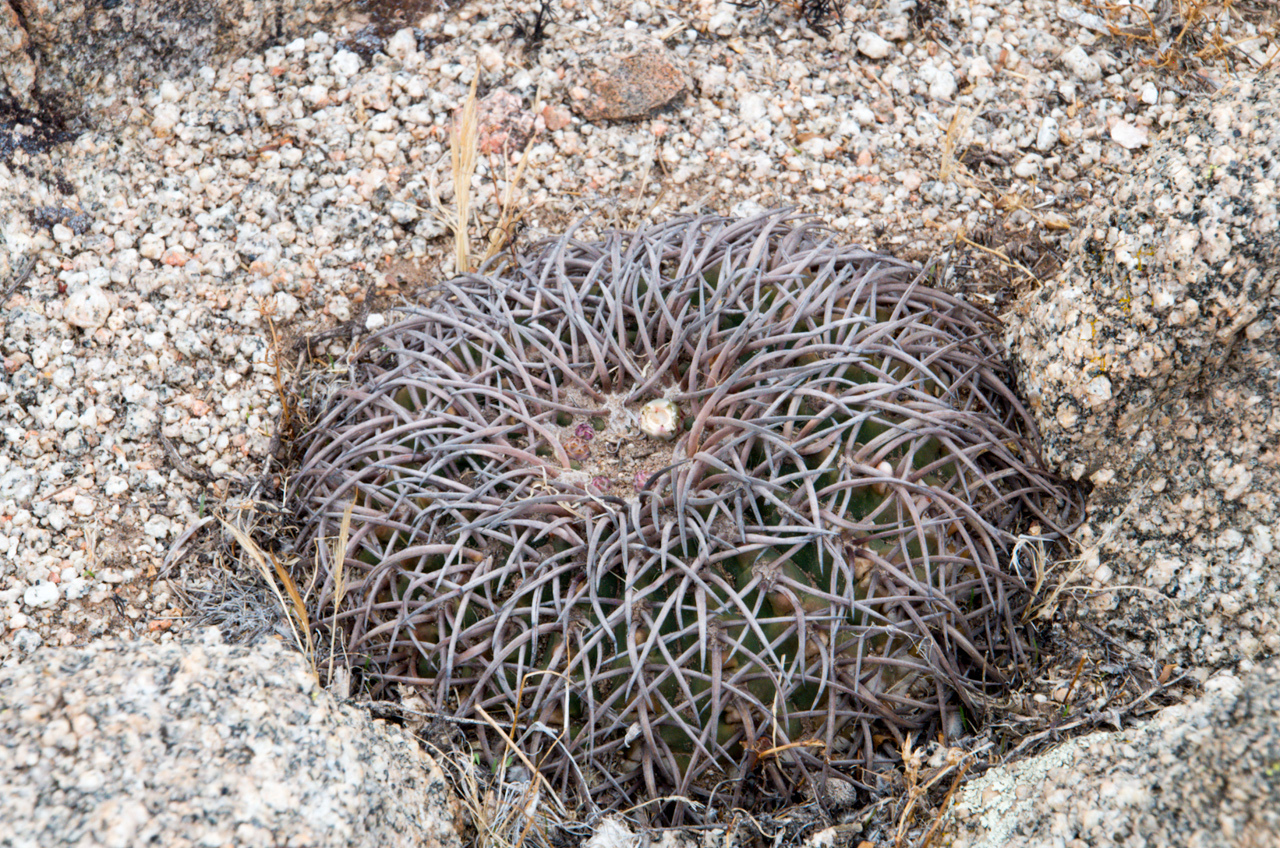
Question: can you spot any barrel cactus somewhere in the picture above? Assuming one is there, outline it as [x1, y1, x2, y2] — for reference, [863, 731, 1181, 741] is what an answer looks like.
[286, 211, 1080, 823]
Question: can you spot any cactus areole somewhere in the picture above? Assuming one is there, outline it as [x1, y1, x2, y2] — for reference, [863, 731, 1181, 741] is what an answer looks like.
[288, 212, 1081, 824]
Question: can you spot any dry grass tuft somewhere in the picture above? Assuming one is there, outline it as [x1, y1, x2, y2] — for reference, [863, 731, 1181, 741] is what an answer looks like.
[445, 70, 481, 274]
[219, 512, 315, 677]
[426, 68, 539, 276]
[1091, 0, 1278, 77]
[891, 735, 972, 848]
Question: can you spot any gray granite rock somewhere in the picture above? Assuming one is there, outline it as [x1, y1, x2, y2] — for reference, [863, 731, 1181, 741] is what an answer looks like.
[1011, 72, 1278, 480]
[946, 659, 1280, 848]
[1008, 72, 1280, 672]
[3, 0, 347, 115]
[0, 631, 462, 848]
[0, 2, 37, 106]
[943, 67, 1280, 848]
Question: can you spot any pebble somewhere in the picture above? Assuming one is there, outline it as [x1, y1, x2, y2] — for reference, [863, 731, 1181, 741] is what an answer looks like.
[63, 578, 91, 601]
[23, 581, 60, 609]
[330, 49, 362, 77]
[12, 629, 42, 654]
[1036, 115, 1060, 152]
[1014, 154, 1044, 178]
[929, 69, 957, 102]
[62, 287, 112, 329]
[573, 32, 687, 122]
[473, 89, 537, 155]
[856, 32, 894, 60]
[1110, 120, 1149, 149]
[1061, 46, 1102, 82]
[739, 92, 768, 124]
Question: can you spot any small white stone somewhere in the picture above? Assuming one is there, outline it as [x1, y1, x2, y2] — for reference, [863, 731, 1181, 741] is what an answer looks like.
[878, 17, 909, 42]
[46, 507, 69, 532]
[739, 93, 767, 125]
[365, 313, 386, 331]
[478, 44, 503, 73]
[1035, 115, 1059, 152]
[64, 578, 91, 601]
[13, 629, 42, 654]
[151, 103, 181, 135]
[388, 200, 420, 225]
[105, 475, 129, 496]
[928, 70, 957, 102]
[143, 515, 171, 539]
[851, 105, 876, 127]
[1140, 82, 1159, 105]
[71, 495, 95, 516]
[386, 28, 418, 61]
[23, 581, 60, 609]
[1060, 46, 1102, 83]
[274, 292, 300, 321]
[1110, 120, 1149, 150]
[1218, 528, 1245, 550]
[159, 80, 181, 102]
[1013, 154, 1043, 178]
[301, 84, 330, 107]
[329, 295, 352, 322]
[707, 7, 734, 34]
[63, 287, 112, 329]
[331, 49, 362, 78]
[856, 33, 894, 60]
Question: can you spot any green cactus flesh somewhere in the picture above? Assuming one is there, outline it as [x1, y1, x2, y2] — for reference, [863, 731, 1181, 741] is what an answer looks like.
[287, 212, 1080, 823]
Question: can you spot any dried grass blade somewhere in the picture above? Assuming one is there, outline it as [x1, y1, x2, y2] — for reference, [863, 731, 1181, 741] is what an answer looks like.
[220, 518, 315, 678]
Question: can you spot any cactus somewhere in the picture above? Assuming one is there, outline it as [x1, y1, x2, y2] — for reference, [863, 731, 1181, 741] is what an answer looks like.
[287, 211, 1081, 824]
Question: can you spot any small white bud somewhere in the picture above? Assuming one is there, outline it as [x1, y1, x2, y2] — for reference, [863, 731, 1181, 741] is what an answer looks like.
[638, 399, 680, 441]
[871, 460, 894, 495]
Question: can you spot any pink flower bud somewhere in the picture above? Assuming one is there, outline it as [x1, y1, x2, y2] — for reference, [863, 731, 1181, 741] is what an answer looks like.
[563, 436, 590, 461]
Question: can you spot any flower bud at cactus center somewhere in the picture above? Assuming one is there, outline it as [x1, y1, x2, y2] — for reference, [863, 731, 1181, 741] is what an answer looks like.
[639, 399, 680, 441]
